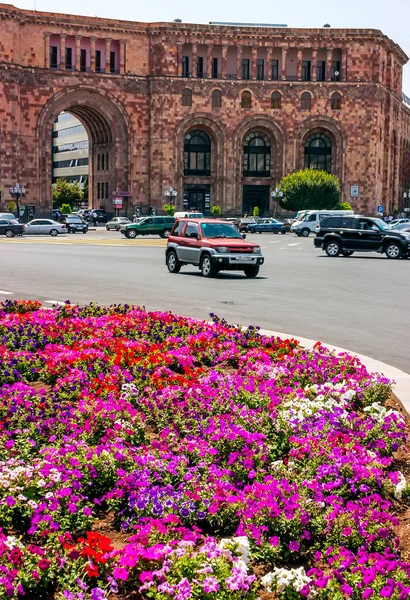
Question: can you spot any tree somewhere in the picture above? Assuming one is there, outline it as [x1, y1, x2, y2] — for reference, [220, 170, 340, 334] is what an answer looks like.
[7, 201, 17, 213]
[253, 206, 260, 217]
[337, 201, 352, 211]
[164, 203, 175, 216]
[278, 169, 340, 212]
[211, 205, 221, 217]
[52, 178, 83, 208]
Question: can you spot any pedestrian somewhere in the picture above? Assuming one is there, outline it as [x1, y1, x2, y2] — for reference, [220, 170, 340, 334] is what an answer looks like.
[92, 212, 97, 227]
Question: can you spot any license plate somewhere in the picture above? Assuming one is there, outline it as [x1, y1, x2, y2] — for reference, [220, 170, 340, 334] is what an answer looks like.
[231, 256, 254, 263]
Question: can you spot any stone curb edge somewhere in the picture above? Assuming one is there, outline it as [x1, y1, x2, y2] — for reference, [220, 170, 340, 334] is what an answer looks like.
[256, 328, 410, 419]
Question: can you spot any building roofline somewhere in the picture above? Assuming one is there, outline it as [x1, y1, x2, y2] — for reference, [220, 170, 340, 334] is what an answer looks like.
[0, 3, 407, 63]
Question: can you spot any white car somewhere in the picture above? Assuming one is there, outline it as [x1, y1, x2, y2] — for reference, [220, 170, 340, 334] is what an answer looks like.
[106, 217, 131, 231]
[389, 218, 410, 229]
[24, 219, 66, 236]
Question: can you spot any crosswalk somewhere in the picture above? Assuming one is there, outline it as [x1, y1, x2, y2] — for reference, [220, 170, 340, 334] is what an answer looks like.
[0, 236, 167, 248]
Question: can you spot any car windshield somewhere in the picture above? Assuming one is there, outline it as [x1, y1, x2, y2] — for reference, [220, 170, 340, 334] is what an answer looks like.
[372, 218, 389, 230]
[201, 223, 242, 239]
[118, 217, 129, 222]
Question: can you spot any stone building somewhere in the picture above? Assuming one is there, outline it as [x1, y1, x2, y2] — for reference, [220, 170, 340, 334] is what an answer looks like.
[0, 3, 410, 216]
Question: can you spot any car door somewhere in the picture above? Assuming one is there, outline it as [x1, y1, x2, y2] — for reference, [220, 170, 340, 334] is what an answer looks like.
[25, 220, 43, 234]
[0, 220, 7, 234]
[140, 217, 153, 234]
[180, 222, 200, 263]
[153, 217, 164, 234]
[355, 218, 383, 250]
[337, 217, 357, 249]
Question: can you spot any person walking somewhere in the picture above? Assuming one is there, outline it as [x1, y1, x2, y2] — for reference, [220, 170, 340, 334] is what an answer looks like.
[92, 212, 97, 227]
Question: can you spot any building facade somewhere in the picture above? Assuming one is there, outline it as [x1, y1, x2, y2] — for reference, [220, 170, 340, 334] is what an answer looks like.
[0, 4, 409, 216]
[52, 112, 88, 184]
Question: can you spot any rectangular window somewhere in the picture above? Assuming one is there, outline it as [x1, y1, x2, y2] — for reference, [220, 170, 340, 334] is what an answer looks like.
[196, 56, 204, 78]
[302, 60, 311, 81]
[80, 49, 87, 72]
[50, 45, 58, 69]
[97, 183, 100, 199]
[332, 61, 341, 81]
[105, 183, 109, 199]
[97, 154, 100, 171]
[212, 57, 218, 78]
[182, 56, 189, 77]
[271, 59, 279, 80]
[241, 59, 250, 80]
[65, 47, 73, 70]
[317, 61, 325, 82]
[95, 50, 101, 72]
[101, 154, 105, 170]
[110, 51, 116, 73]
[256, 59, 264, 80]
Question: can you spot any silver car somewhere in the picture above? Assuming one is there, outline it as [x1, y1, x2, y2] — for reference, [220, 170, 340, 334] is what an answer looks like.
[24, 219, 66, 236]
[106, 217, 131, 231]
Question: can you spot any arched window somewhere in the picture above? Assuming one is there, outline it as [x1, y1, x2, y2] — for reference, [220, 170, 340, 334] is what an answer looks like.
[184, 130, 211, 176]
[182, 89, 192, 107]
[331, 92, 341, 110]
[211, 90, 222, 108]
[271, 91, 281, 109]
[241, 91, 252, 109]
[301, 92, 312, 110]
[304, 132, 332, 173]
[243, 131, 271, 177]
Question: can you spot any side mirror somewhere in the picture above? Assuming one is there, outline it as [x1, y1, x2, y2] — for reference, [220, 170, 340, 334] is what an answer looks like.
[242, 233, 246, 239]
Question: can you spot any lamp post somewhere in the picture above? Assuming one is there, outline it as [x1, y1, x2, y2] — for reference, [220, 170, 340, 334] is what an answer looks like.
[271, 187, 283, 217]
[9, 183, 25, 222]
[165, 186, 178, 213]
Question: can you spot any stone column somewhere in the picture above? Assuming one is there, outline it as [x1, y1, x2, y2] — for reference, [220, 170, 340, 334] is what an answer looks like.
[60, 34, 67, 70]
[90, 37, 97, 72]
[326, 48, 333, 81]
[266, 46, 273, 80]
[236, 45, 243, 79]
[251, 46, 257, 79]
[281, 47, 287, 80]
[177, 42, 183, 77]
[312, 49, 318, 81]
[207, 45, 213, 78]
[297, 49, 303, 80]
[44, 33, 51, 68]
[119, 39, 126, 73]
[191, 43, 197, 77]
[341, 48, 347, 81]
[75, 35, 82, 71]
[221, 44, 228, 79]
[105, 38, 112, 73]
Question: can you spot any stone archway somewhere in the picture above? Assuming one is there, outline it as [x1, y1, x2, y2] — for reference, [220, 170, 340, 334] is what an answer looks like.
[36, 86, 131, 211]
[174, 113, 227, 213]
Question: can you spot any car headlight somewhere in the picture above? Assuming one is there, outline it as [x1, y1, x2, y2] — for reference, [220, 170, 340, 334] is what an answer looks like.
[253, 247, 261, 254]
[215, 246, 229, 253]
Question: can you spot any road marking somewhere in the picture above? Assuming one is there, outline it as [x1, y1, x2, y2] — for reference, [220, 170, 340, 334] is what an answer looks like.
[288, 242, 301, 247]
[45, 300, 66, 306]
[0, 290, 13, 295]
[269, 240, 282, 244]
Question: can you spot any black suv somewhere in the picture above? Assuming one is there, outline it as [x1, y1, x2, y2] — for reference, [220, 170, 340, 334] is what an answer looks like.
[314, 215, 410, 259]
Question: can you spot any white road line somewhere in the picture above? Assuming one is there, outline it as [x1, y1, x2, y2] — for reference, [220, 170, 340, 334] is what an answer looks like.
[0, 290, 13, 295]
[288, 242, 301, 247]
[45, 300, 66, 306]
[269, 240, 282, 244]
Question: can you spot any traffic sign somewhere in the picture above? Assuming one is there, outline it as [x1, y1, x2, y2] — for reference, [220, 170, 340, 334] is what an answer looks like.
[377, 205, 384, 214]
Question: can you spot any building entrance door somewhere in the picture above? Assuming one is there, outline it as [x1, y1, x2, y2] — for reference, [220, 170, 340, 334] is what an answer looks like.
[242, 185, 270, 217]
[183, 184, 211, 214]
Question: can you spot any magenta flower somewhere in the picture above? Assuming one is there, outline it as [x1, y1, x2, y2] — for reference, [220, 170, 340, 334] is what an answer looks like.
[289, 541, 300, 552]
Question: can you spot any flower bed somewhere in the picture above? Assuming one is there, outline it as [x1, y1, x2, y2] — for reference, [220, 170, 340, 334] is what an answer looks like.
[0, 300, 409, 600]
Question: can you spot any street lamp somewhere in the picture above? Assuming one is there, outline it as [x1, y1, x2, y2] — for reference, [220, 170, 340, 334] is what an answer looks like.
[271, 187, 283, 217]
[165, 186, 178, 206]
[9, 183, 25, 222]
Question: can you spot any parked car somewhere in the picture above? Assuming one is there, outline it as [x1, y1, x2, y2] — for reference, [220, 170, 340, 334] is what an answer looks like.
[314, 215, 410, 259]
[0, 212, 18, 222]
[292, 210, 354, 237]
[248, 218, 288, 235]
[24, 219, 67, 236]
[0, 218, 24, 237]
[121, 216, 175, 239]
[60, 214, 88, 234]
[236, 217, 258, 232]
[106, 217, 131, 231]
[166, 218, 264, 278]
[388, 218, 410, 229]
[91, 209, 108, 223]
[395, 223, 410, 232]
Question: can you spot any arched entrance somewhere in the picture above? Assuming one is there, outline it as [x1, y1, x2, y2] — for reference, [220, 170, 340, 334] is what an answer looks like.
[36, 87, 130, 212]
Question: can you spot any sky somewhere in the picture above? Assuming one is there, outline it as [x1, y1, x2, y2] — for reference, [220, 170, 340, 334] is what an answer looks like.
[15, 0, 410, 94]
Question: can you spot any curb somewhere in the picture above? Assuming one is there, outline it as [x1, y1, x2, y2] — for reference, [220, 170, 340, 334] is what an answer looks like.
[258, 328, 410, 419]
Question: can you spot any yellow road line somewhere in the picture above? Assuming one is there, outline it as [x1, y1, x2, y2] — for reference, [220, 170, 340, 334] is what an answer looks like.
[0, 237, 166, 247]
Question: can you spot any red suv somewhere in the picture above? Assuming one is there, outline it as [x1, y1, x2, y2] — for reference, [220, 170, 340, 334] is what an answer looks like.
[166, 218, 264, 278]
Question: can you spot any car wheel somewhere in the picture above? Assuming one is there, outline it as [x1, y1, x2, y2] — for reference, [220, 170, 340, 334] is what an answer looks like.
[259, 231, 263, 234]
[244, 265, 260, 278]
[301, 228, 310, 237]
[82, 229, 87, 234]
[342, 250, 354, 257]
[296, 233, 302, 237]
[325, 240, 342, 257]
[166, 250, 181, 273]
[249, 228, 256, 234]
[106, 225, 109, 231]
[5, 229, 15, 238]
[280, 230, 287, 235]
[200, 254, 217, 278]
[385, 242, 402, 259]
[50, 229, 58, 237]
[272, 229, 279, 235]
[127, 229, 137, 239]
[163, 229, 171, 238]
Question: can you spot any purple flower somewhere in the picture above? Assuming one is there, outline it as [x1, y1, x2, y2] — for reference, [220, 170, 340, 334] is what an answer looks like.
[363, 589, 374, 599]
[203, 576, 220, 593]
[289, 540, 300, 552]
[91, 589, 106, 600]
[5, 496, 16, 507]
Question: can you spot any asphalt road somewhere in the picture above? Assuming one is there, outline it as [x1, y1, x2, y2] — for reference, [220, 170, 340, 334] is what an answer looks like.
[0, 230, 409, 373]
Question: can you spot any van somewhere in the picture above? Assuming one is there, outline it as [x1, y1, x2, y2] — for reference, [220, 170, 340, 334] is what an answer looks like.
[291, 210, 354, 237]
[174, 211, 205, 219]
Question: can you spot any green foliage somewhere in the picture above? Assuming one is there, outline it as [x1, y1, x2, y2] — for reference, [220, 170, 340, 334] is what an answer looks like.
[278, 169, 341, 212]
[337, 201, 352, 211]
[252, 206, 260, 217]
[52, 178, 83, 208]
[7, 201, 16, 213]
[60, 203, 72, 214]
[164, 203, 175, 216]
[211, 205, 222, 217]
